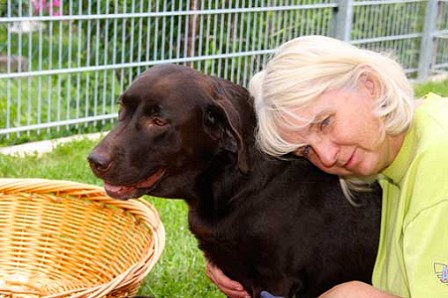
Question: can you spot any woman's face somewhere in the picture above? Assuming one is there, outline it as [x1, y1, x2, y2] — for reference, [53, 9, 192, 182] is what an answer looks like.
[280, 81, 397, 178]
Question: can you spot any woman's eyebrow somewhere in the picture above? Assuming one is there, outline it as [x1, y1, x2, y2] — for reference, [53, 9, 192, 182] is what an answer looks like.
[308, 110, 330, 128]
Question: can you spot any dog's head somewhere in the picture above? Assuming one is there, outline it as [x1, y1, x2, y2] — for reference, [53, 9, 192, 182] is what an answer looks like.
[88, 64, 253, 200]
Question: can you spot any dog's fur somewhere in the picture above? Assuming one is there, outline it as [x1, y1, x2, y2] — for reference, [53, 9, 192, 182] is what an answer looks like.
[88, 64, 381, 298]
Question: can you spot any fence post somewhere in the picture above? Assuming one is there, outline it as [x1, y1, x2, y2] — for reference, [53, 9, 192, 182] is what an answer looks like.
[187, 0, 200, 68]
[331, 0, 354, 42]
[417, 0, 438, 82]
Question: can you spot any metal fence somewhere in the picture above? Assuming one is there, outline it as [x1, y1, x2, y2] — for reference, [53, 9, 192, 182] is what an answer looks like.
[1, 0, 447, 144]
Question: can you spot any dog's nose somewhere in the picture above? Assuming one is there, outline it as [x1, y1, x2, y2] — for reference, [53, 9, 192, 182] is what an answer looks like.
[87, 150, 112, 174]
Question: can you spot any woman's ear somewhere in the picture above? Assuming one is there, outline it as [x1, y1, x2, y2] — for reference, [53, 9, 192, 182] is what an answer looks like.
[362, 73, 379, 98]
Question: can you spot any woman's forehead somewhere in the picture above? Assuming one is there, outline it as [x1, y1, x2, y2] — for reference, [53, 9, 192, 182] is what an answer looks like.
[275, 93, 338, 140]
[282, 101, 333, 126]
[276, 112, 314, 143]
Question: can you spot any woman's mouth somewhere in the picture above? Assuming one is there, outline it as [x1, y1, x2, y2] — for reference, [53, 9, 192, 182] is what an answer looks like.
[343, 149, 356, 169]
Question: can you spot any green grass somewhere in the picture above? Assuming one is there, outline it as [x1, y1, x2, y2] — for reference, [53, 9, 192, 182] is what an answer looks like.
[414, 78, 448, 98]
[0, 138, 223, 298]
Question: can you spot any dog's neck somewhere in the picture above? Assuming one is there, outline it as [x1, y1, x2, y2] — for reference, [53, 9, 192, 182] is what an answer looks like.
[187, 139, 273, 232]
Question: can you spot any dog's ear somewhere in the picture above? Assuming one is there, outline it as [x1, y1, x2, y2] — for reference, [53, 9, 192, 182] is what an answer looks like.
[204, 81, 250, 174]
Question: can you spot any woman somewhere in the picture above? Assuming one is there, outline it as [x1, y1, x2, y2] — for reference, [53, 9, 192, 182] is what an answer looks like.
[205, 35, 448, 297]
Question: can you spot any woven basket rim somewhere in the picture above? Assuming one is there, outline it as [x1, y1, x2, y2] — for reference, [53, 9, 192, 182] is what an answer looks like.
[0, 178, 165, 298]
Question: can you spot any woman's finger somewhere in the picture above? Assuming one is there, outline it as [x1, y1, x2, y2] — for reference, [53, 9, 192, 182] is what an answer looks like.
[205, 259, 250, 298]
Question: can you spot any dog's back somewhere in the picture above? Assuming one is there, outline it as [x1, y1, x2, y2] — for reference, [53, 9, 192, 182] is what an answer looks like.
[193, 146, 381, 297]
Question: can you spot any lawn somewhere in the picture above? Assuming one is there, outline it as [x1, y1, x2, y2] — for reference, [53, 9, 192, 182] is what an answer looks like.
[0, 78, 447, 297]
[414, 78, 448, 98]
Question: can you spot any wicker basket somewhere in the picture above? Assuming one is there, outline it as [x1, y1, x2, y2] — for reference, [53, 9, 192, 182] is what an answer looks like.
[0, 178, 165, 298]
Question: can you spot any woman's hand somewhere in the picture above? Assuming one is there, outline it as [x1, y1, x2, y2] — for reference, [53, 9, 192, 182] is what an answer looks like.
[318, 281, 400, 298]
[205, 259, 250, 298]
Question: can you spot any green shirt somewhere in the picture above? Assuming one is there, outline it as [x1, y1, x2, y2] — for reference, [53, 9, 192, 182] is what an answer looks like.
[372, 93, 448, 297]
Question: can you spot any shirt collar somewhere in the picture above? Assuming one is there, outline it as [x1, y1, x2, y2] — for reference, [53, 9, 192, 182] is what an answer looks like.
[380, 126, 417, 186]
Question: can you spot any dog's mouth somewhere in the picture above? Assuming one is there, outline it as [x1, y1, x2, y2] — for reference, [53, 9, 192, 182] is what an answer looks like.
[103, 168, 165, 200]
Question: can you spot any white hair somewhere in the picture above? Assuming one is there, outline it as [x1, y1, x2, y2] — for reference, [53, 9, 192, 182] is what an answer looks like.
[250, 35, 414, 197]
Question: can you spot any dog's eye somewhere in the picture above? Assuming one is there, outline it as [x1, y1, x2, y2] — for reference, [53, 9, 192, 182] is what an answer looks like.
[151, 118, 167, 126]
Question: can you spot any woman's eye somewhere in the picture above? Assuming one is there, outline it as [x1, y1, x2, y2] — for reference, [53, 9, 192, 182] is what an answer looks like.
[319, 117, 330, 130]
[298, 145, 312, 157]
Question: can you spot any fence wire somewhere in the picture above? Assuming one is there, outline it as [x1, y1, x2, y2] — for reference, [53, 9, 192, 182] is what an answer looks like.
[0, 0, 447, 143]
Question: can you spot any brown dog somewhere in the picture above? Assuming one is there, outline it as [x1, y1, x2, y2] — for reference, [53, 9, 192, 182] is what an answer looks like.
[88, 64, 381, 298]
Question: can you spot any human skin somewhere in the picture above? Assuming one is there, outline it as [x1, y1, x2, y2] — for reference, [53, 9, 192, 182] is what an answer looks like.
[205, 259, 251, 298]
[280, 77, 404, 178]
[317, 281, 400, 298]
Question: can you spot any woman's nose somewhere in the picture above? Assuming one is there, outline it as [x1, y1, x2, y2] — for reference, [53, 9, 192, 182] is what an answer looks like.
[313, 139, 339, 168]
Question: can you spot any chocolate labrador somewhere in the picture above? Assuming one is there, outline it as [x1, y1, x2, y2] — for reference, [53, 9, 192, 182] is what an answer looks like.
[88, 64, 381, 298]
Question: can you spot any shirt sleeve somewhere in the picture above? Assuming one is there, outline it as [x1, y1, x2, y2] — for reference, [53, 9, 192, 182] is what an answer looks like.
[403, 199, 448, 297]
